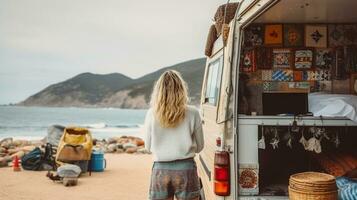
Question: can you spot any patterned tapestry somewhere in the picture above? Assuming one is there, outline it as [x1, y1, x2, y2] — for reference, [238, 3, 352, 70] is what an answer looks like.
[315, 48, 334, 70]
[265, 24, 283, 45]
[284, 24, 304, 47]
[244, 25, 264, 47]
[272, 69, 293, 81]
[294, 49, 313, 70]
[241, 48, 256, 73]
[256, 47, 273, 69]
[305, 25, 327, 48]
[273, 49, 291, 68]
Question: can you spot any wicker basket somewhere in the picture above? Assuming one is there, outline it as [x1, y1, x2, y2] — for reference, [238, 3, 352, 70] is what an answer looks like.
[289, 172, 337, 200]
[214, 3, 238, 34]
[205, 25, 218, 57]
[289, 187, 338, 200]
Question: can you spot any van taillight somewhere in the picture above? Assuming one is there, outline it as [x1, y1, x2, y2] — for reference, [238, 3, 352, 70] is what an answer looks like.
[214, 151, 230, 196]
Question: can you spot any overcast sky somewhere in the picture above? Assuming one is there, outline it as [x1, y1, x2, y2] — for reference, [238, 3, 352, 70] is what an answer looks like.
[0, 0, 226, 104]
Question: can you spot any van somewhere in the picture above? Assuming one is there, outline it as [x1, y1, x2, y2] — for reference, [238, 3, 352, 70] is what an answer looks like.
[198, 0, 357, 199]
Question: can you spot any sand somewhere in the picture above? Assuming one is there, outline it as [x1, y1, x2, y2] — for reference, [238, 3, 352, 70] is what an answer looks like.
[0, 154, 153, 200]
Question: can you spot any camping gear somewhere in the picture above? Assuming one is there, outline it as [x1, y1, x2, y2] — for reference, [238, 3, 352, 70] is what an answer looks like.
[69, 160, 89, 173]
[56, 127, 93, 164]
[51, 164, 81, 187]
[289, 172, 338, 200]
[205, 25, 218, 57]
[47, 125, 65, 146]
[57, 164, 81, 178]
[13, 156, 21, 171]
[214, 3, 238, 34]
[90, 151, 106, 172]
[43, 143, 57, 170]
[21, 147, 43, 171]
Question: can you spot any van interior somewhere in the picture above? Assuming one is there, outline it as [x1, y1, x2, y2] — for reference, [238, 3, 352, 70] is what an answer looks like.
[237, 0, 357, 196]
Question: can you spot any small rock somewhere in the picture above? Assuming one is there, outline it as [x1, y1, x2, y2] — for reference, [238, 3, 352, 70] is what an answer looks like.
[123, 142, 137, 150]
[22, 145, 36, 153]
[116, 144, 123, 149]
[10, 151, 25, 159]
[116, 149, 124, 153]
[125, 147, 137, 154]
[107, 137, 117, 144]
[135, 139, 145, 146]
[117, 138, 129, 144]
[8, 148, 23, 155]
[0, 137, 13, 148]
[106, 144, 117, 153]
[0, 156, 12, 166]
[137, 148, 150, 154]
[0, 147, 6, 153]
[13, 140, 30, 147]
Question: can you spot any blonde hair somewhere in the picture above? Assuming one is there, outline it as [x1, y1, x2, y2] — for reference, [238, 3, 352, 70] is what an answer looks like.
[150, 70, 189, 128]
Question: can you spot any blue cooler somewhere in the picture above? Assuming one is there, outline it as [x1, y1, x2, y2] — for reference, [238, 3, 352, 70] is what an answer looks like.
[90, 151, 106, 172]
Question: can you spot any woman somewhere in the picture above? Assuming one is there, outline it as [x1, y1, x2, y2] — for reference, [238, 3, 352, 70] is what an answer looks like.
[144, 70, 204, 200]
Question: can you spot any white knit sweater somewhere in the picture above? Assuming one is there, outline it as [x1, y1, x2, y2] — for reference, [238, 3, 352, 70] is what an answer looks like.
[144, 106, 204, 162]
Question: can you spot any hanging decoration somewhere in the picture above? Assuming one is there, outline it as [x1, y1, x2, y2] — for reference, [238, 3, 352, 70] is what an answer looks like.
[265, 24, 283, 45]
[294, 49, 314, 70]
[284, 24, 304, 47]
[305, 25, 328, 48]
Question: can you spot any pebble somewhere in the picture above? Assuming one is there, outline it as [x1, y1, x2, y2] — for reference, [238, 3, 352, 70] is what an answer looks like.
[137, 148, 150, 154]
[125, 147, 137, 154]
[106, 144, 117, 153]
[135, 139, 145, 146]
[107, 137, 117, 144]
[116, 149, 124, 153]
[123, 143, 137, 150]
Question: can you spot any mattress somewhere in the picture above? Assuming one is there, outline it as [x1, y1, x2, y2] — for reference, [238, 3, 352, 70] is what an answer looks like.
[308, 93, 357, 122]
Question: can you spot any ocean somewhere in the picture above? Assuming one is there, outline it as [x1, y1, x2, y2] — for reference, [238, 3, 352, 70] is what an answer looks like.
[0, 106, 147, 140]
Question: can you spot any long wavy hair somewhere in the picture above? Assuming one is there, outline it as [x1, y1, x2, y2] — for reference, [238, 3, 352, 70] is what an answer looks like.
[150, 70, 189, 128]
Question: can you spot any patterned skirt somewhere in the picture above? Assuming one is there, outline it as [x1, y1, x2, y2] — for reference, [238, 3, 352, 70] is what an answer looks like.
[149, 158, 201, 200]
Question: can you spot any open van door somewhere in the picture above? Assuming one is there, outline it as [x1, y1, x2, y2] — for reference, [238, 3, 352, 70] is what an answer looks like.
[231, 0, 280, 199]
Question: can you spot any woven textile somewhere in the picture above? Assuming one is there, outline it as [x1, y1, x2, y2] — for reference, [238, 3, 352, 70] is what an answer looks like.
[244, 25, 264, 47]
[263, 82, 278, 91]
[262, 70, 273, 81]
[329, 24, 344, 47]
[272, 69, 293, 81]
[305, 25, 327, 48]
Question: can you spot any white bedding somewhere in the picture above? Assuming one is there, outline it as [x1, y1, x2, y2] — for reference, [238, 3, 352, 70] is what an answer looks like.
[308, 93, 357, 122]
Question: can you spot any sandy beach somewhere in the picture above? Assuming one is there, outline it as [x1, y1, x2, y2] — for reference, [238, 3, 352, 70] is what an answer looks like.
[0, 154, 153, 200]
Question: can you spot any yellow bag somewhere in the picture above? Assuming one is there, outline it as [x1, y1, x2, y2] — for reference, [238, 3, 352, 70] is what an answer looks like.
[56, 127, 93, 163]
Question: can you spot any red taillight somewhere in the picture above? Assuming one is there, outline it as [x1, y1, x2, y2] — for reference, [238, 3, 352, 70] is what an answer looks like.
[215, 166, 229, 181]
[214, 151, 230, 196]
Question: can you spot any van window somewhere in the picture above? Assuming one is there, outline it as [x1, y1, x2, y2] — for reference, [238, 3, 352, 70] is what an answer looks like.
[205, 57, 222, 105]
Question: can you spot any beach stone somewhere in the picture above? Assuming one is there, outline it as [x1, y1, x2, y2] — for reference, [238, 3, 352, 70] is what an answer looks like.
[13, 140, 31, 147]
[106, 144, 117, 153]
[116, 144, 123, 149]
[22, 145, 36, 153]
[0, 147, 6, 153]
[7, 148, 22, 155]
[123, 142, 137, 150]
[116, 149, 124, 153]
[125, 147, 137, 154]
[0, 137, 13, 148]
[137, 148, 150, 154]
[107, 137, 117, 144]
[135, 138, 145, 146]
[117, 138, 129, 144]
[10, 151, 25, 159]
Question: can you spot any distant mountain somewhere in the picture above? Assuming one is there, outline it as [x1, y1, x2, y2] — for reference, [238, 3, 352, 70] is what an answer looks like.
[19, 58, 206, 108]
